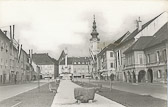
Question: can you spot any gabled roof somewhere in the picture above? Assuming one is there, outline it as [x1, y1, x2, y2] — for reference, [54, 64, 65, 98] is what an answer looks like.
[51, 58, 58, 65]
[98, 43, 115, 57]
[58, 50, 66, 62]
[114, 31, 130, 45]
[145, 22, 168, 49]
[124, 36, 153, 54]
[0, 29, 19, 51]
[124, 22, 168, 54]
[21, 49, 29, 58]
[32, 53, 54, 65]
[59, 57, 73, 65]
[119, 12, 163, 45]
[0, 29, 10, 41]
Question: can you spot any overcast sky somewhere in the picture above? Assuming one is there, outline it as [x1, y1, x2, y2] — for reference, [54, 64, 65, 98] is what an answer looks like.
[0, 0, 168, 59]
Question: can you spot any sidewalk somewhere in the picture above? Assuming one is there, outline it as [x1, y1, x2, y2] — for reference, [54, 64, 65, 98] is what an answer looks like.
[0, 81, 47, 102]
[51, 80, 125, 107]
[0, 79, 48, 86]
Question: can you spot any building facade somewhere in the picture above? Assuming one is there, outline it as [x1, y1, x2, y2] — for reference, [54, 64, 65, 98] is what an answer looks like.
[58, 53, 92, 79]
[98, 43, 116, 80]
[124, 21, 168, 83]
[32, 53, 56, 79]
[0, 26, 35, 84]
[72, 57, 91, 78]
[114, 12, 168, 82]
[0, 29, 12, 84]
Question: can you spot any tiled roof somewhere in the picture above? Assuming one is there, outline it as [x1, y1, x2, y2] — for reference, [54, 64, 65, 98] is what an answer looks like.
[58, 50, 66, 62]
[32, 53, 54, 65]
[124, 36, 153, 54]
[51, 58, 58, 65]
[145, 22, 168, 49]
[0, 29, 19, 51]
[0, 29, 10, 41]
[124, 22, 168, 54]
[98, 43, 115, 57]
[59, 57, 90, 65]
[120, 12, 163, 45]
[114, 31, 130, 45]
[60, 57, 73, 65]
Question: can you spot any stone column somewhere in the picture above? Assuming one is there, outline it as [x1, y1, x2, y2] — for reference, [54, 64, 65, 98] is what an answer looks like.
[136, 75, 138, 83]
[65, 54, 67, 67]
[135, 70, 138, 83]
[64, 48, 68, 67]
[145, 68, 148, 83]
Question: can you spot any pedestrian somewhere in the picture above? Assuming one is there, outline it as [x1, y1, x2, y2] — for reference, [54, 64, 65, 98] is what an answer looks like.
[110, 73, 115, 91]
[14, 75, 17, 84]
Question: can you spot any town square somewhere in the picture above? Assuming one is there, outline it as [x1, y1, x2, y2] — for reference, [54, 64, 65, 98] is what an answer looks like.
[0, 0, 167, 107]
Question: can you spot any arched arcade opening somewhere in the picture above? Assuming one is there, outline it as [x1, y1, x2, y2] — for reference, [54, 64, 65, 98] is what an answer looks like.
[138, 70, 146, 83]
[147, 68, 153, 83]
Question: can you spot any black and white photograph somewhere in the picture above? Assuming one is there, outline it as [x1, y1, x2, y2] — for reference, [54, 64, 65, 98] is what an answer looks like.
[0, 0, 167, 107]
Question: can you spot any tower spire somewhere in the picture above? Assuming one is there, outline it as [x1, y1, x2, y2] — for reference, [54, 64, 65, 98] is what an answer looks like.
[90, 15, 100, 41]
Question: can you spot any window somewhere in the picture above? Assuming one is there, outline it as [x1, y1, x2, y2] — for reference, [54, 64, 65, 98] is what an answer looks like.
[138, 54, 143, 64]
[74, 62, 76, 64]
[157, 70, 162, 78]
[110, 52, 113, 57]
[147, 54, 150, 64]
[110, 63, 114, 68]
[1, 42, 4, 51]
[159, 49, 166, 62]
[156, 51, 160, 62]
[78, 62, 80, 64]
[163, 49, 167, 62]
[128, 55, 131, 65]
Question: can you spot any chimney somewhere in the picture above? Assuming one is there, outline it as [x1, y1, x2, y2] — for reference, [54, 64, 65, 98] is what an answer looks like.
[31, 49, 33, 58]
[29, 50, 30, 57]
[10, 26, 12, 40]
[13, 25, 15, 39]
[137, 17, 142, 31]
[3, 30, 7, 35]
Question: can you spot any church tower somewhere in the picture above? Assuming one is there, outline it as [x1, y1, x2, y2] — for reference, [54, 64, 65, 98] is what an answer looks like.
[90, 15, 100, 56]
